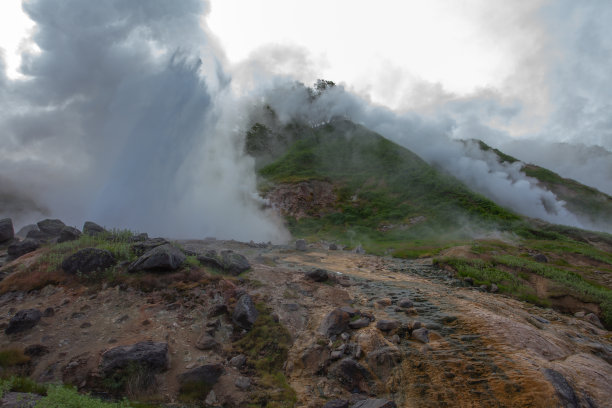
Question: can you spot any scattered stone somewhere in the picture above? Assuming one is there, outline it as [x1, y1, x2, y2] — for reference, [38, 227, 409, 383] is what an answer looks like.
[323, 400, 349, 408]
[376, 319, 399, 332]
[375, 298, 392, 307]
[208, 304, 228, 317]
[83, 221, 106, 236]
[131, 238, 169, 256]
[129, 244, 186, 272]
[0, 218, 14, 243]
[331, 358, 371, 393]
[0, 392, 42, 408]
[195, 333, 218, 350]
[306, 268, 329, 282]
[235, 376, 251, 390]
[319, 308, 350, 337]
[585, 313, 604, 329]
[533, 254, 548, 263]
[15, 224, 38, 239]
[349, 318, 371, 330]
[7, 239, 40, 260]
[295, 239, 307, 251]
[57, 226, 82, 243]
[178, 364, 223, 387]
[412, 327, 429, 343]
[99, 341, 169, 375]
[62, 248, 116, 275]
[398, 299, 413, 308]
[350, 399, 397, 408]
[328, 243, 339, 251]
[229, 354, 247, 368]
[543, 368, 578, 408]
[37, 219, 65, 236]
[5, 309, 42, 334]
[233, 293, 258, 330]
[24, 344, 49, 357]
[204, 390, 217, 406]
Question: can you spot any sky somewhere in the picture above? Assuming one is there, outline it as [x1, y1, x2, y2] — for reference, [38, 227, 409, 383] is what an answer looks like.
[0, 0, 610, 237]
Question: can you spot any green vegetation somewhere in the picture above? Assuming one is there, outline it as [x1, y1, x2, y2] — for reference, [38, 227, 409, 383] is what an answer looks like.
[233, 303, 296, 408]
[0, 349, 30, 368]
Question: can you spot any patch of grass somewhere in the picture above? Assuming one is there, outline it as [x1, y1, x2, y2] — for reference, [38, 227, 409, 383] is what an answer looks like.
[102, 362, 156, 397]
[183, 256, 201, 268]
[233, 303, 296, 408]
[0, 349, 30, 368]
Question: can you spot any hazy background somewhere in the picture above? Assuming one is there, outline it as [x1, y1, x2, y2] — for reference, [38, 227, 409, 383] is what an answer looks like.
[0, 0, 610, 238]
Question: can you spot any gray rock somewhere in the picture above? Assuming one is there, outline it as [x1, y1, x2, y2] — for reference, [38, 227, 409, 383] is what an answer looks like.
[235, 376, 251, 390]
[324, 399, 349, 408]
[62, 248, 116, 275]
[15, 224, 38, 239]
[129, 244, 186, 272]
[178, 364, 223, 387]
[398, 299, 413, 308]
[233, 293, 258, 330]
[7, 239, 40, 260]
[229, 354, 247, 368]
[350, 399, 397, 408]
[195, 333, 218, 350]
[319, 308, 351, 337]
[83, 221, 106, 236]
[490, 283, 499, 293]
[331, 358, 371, 393]
[100, 341, 169, 375]
[57, 226, 82, 243]
[0, 392, 42, 408]
[197, 249, 251, 275]
[533, 254, 548, 263]
[331, 350, 344, 360]
[37, 219, 65, 236]
[131, 238, 170, 256]
[376, 319, 399, 332]
[0, 218, 14, 243]
[366, 347, 402, 381]
[585, 313, 604, 329]
[306, 268, 329, 282]
[543, 368, 578, 408]
[295, 239, 307, 251]
[25, 229, 54, 243]
[353, 245, 365, 254]
[412, 327, 429, 343]
[349, 318, 371, 330]
[328, 243, 339, 251]
[5, 309, 42, 334]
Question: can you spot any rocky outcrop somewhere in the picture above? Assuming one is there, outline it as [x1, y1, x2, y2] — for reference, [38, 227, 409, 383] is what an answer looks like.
[132, 238, 169, 256]
[57, 226, 82, 243]
[83, 221, 106, 236]
[366, 347, 401, 381]
[61, 248, 116, 275]
[7, 239, 40, 260]
[319, 308, 351, 337]
[99, 341, 169, 375]
[266, 180, 337, 220]
[37, 219, 65, 236]
[177, 364, 223, 387]
[0, 218, 14, 243]
[543, 369, 578, 408]
[233, 293, 258, 330]
[129, 244, 185, 272]
[197, 249, 250, 275]
[5, 309, 42, 334]
[331, 358, 371, 393]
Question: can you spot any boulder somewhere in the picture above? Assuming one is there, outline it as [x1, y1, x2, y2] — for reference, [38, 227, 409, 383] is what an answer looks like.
[412, 327, 429, 343]
[0, 218, 14, 243]
[328, 243, 339, 251]
[197, 250, 250, 275]
[83, 221, 106, 236]
[349, 318, 371, 330]
[62, 248, 116, 275]
[351, 399, 397, 408]
[319, 308, 350, 337]
[295, 239, 307, 251]
[25, 229, 54, 243]
[233, 293, 258, 330]
[376, 319, 399, 332]
[533, 254, 548, 263]
[235, 376, 251, 390]
[178, 364, 224, 387]
[324, 400, 349, 408]
[15, 224, 38, 239]
[99, 341, 169, 375]
[129, 244, 185, 272]
[398, 299, 413, 308]
[229, 354, 247, 368]
[195, 333, 218, 350]
[5, 309, 42, 334]
[331, 358, 371, 393]
[7, 239, 40, 260]
[132, 238, 169, 256]
[24, 344, 50, 358]
[57, 226, 82, 243]
[366, 347, 402, 381]
[37, 219, 65, 236]
[306, 268, 329, 282]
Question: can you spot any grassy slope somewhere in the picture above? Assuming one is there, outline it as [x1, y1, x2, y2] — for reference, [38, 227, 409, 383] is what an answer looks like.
[257, 120, 522, 255]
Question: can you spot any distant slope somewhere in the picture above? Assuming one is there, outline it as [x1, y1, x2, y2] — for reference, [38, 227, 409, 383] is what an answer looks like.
[476, 140, 612, 231]
[249, 119, 523, 253]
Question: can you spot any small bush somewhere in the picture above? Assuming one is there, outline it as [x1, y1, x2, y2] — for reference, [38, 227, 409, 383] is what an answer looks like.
[0, 349, 30, 368]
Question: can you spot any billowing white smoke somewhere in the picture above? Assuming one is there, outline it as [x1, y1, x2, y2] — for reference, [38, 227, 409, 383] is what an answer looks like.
[0, 0, 288, 241]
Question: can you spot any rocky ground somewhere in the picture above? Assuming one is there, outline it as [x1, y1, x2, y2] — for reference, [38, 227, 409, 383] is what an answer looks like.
[0, 228, 610, 407]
